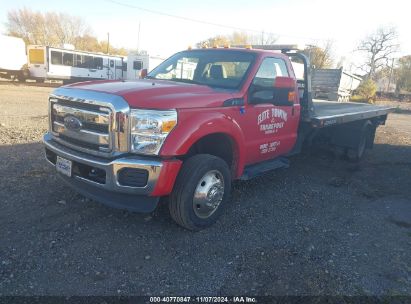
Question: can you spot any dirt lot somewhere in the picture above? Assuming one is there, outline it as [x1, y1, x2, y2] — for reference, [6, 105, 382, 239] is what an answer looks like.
[0, 83, 410, 296]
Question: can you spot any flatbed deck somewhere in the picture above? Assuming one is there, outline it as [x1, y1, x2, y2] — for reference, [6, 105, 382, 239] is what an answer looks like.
[310, 100, 395, 127]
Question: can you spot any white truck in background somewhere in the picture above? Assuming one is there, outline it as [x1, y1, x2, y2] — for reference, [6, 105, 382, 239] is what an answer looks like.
[0, 35, 28, 81]
[292, 62, 362, 102]
[311, 68, 362, 102]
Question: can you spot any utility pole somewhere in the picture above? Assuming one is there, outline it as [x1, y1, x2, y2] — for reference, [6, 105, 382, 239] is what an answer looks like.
[137, 22, 141, 52]
[107, 32, 110, 54]
[387, 58, 395, 94]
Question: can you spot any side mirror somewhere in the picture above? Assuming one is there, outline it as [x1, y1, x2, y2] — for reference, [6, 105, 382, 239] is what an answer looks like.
[272, 77, 297, 106]
[140, 68, 148, 79]
[249, 76, 297, 106]
[274, 76, 295, 90]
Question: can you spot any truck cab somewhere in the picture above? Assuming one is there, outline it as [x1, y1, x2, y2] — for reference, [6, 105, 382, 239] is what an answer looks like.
[43, 46, 393, 230]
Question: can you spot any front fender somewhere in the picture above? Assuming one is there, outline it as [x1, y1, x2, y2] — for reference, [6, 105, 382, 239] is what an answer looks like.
[160, 108, 246, 178]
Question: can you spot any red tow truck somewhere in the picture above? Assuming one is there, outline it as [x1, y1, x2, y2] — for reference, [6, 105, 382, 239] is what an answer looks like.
[44, 45, 393, 230]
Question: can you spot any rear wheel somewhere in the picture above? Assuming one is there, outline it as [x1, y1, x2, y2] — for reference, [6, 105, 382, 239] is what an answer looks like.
[346, 122, 371, 161]
[169, 154, 231, 231]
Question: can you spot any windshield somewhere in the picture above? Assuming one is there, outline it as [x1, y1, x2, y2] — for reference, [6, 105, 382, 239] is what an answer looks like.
[147, 50, 256, 89]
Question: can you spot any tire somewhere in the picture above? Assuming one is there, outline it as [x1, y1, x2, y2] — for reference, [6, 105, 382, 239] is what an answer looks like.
[346, 122, 371, 161]
[17, 74, 26, 82]
[17, 69, 29, 82]
[169, 154, 231, 231]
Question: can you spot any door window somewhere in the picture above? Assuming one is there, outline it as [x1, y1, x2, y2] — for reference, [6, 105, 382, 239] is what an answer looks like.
[254, 57, 289, 86]
[251, 58, 290, 103]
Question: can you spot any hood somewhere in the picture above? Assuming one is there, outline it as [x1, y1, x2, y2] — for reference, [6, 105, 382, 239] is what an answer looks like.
[64, 79, 236, 109]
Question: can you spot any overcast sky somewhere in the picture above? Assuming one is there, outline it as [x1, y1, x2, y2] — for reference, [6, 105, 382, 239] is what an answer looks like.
[0, 0, 410, 69]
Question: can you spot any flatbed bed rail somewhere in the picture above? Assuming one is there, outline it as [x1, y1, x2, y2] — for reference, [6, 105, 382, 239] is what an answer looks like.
[310, 100, 395, 128]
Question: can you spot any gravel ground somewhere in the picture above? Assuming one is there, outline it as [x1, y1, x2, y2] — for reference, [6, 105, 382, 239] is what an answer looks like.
[0, 83, 410, 296]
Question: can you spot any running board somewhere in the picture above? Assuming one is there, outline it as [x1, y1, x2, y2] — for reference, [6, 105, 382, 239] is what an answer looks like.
[240, 157, 290, 180]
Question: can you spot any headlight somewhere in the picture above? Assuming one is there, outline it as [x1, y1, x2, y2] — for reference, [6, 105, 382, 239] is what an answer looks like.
[130, 109, 177, 155]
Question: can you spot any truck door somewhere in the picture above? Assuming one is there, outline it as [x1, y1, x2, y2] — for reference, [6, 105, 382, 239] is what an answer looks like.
[243, 57, 300, 164]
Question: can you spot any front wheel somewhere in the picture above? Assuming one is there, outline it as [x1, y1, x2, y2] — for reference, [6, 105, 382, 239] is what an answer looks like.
[169, 154, 231, 231]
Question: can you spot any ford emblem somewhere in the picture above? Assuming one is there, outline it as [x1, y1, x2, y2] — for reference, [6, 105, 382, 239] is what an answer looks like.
[64, 115, 82, 131]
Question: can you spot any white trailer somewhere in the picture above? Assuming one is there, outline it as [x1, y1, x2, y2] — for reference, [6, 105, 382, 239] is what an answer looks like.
[125, 53, 149, 80]
[0, 35, 27, 80]
[27, 45, 125, 83]
[124, 53, 165, 80]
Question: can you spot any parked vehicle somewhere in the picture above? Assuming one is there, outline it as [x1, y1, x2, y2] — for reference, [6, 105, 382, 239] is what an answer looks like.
[311, 68, 362, 102]
[0, 35, 28, 80]
[43, 45, 394, 230]
[27, 45, 125, 83]
[125, 52, 165, 80]
[26, 45, 164, 83]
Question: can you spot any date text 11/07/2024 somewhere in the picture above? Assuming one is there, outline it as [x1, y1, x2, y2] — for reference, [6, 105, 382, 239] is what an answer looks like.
[149, 296, 257, 303]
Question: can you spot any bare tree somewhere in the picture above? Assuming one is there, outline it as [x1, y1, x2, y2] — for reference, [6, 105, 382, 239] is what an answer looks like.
[47, 12, 90, 45]
[7, 8, 42, 44]
[302, 40, 334, 69]
[248, 31, 278, 45]
[196, 35, 229, 48]
[6, 8, 91, 47]
[197, 31, 277, 48]
[357, 26, 399, 79]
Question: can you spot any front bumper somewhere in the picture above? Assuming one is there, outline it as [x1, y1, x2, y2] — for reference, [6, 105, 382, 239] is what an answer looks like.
[43, 133, 180, 212]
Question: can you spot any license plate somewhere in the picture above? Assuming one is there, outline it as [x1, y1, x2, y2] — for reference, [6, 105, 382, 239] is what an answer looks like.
[56, 156, 72, 177]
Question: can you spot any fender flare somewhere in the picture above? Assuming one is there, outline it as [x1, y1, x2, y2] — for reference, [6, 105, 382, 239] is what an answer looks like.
[160, 111, 246, 178]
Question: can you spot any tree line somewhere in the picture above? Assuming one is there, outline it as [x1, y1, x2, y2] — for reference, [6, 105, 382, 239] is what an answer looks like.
[6, 8, 127, 55]
[200, 27, 411, 95]
[4, 8, 411, 94]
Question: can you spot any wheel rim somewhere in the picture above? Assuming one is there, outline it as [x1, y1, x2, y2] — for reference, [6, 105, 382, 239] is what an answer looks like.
[193, 170, 225, 219]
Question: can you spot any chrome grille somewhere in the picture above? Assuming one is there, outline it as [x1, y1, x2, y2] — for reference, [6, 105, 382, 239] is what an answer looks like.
[51, 99, 112, 153]
[48, 87, 131, 158]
